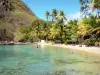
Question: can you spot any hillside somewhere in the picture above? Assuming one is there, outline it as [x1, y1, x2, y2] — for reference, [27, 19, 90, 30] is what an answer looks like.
[0, 0, 38, 25]
[0, 0, 38, 41]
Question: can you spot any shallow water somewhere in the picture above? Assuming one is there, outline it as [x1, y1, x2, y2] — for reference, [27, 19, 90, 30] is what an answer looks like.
[0, 45, 100, 75]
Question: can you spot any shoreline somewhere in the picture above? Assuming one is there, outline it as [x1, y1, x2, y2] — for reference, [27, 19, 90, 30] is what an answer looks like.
[0, 42, 100, 54]
[0, 42, 32, 45]
[44, 44, 100, 54]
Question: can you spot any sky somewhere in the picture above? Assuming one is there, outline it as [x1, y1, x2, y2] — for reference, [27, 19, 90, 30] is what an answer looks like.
[22, 0, 81, 20]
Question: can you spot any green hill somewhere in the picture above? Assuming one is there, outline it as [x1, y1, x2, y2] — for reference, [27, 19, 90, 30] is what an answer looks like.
[0, 0, 38, 41]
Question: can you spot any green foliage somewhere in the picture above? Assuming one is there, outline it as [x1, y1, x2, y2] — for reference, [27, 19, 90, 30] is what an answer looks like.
[49, 23, 61, 39]
[90, 27, 100, 34]
[51, 9, 58, 21]
[19, 20, 51, 42]
[80, 0, 100, 17]
[83, 39, 95, 46]
[77, 20, 92, 36]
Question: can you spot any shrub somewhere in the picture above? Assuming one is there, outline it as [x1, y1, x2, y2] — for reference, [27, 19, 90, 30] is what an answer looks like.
[65, 40, 72, 44]
[83, 39, 95, 46]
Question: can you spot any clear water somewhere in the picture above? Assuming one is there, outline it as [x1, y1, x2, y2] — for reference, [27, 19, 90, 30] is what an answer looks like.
[0, 45, 100, 75]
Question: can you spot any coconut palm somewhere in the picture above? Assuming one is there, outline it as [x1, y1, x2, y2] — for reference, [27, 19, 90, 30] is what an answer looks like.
[56, 11, 67, 43]
[45, 11, 50, 21]
[77, 20, 92, 46]
[80, 0, 100, 17]
[56, 10, 67, 25]
[51, 9, 58, 22]
[49, 23, 61, 40]
[93, 0, 100, 17]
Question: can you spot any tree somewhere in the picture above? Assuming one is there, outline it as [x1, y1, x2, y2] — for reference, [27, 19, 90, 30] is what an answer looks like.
[49, 23, 61, 40]
[77, 19, 92, 45]
[51, 9, 58, 22]
[92, 0, 100, 17]
[31, 20, 42, 39]
[80, 0, 100, 17]
[56, 11, 67, 43]
[56, 10, 67, 25]
[39, 21, 50, 40]
[45, 11, 50, 21]
[20, 25, 32, 41]
[77, 22, 92, 36]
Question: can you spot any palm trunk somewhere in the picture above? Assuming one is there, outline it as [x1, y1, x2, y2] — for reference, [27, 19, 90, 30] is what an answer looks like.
[80, 36, 84, 47]
[97, 9, 100, 18]
[60, 25, 63, 43]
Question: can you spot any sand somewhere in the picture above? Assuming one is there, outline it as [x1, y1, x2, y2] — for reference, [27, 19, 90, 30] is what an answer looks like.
[44, 44, 100, 54]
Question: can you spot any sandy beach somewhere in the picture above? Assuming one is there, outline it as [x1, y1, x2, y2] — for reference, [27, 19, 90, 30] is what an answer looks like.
[45, 44, 100, 54]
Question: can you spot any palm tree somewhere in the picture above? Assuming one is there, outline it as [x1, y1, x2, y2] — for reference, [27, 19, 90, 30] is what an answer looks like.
[56, 10, 67, 24]
[93, 0, 100, 17]
[45, 11, 50, 21]
[56, 11, 67, 43]
[31, 20, 42, 39]
[80, 0, 100, 17]
[51, 9, 58, 22]
[77, 20, 92, 46]
[49, 23, 61, 40]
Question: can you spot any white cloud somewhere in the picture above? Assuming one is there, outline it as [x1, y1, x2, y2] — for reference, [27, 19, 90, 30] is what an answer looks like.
[67, 11, 97, 21]
[67, 12, 81, 21]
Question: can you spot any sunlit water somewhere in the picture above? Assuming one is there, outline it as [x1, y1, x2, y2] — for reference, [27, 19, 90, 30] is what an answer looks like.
[0, 45, 100, 75]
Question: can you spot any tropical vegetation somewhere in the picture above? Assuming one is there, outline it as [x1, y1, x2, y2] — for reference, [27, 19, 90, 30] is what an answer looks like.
[0, 0, 100, 46]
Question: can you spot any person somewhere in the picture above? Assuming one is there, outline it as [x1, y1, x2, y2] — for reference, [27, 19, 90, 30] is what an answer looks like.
[37, 44, 39, 48]
[36, 44, 41, 48]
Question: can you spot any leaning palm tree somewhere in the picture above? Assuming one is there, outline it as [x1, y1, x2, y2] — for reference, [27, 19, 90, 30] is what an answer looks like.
[51, 9, 58, 22]
[45, 11, 50, 21]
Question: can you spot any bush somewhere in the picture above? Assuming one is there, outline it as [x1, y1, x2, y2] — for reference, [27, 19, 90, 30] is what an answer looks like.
[65, 40, 72, 44]
[83, 39, 95, 46]
[0, 21, 14, 40]
[62, 36, 67, 43]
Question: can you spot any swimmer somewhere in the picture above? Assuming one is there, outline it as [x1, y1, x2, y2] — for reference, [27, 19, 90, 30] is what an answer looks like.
[72, 52, 74, 54]
[37, 44, 39, 48]
[36, 44, 41, 48]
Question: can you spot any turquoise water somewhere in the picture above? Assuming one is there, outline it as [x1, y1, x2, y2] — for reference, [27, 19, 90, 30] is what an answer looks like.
[0, 45, 100, 75]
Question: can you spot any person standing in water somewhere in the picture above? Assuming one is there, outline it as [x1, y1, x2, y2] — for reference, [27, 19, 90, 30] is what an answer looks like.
[36, 44, 41, 48]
